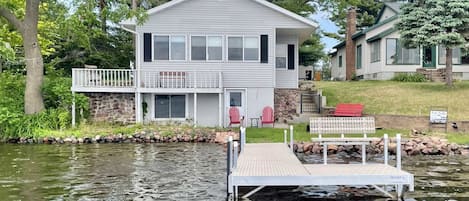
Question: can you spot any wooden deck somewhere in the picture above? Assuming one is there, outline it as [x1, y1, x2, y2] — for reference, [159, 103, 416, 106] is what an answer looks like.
[228, 141, 414, 199]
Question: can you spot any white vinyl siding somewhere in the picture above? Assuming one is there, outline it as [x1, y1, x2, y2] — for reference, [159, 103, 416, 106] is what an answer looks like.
[138, 0, 312, 88]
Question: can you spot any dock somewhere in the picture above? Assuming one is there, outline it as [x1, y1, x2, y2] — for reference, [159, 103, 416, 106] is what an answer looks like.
[226, 127, 414, 200]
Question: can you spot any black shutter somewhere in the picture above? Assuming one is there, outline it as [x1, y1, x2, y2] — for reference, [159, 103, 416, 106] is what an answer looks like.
[260, 35, 268, 63]
[288, 44, 294, 69]
[144, 33, 152, 62]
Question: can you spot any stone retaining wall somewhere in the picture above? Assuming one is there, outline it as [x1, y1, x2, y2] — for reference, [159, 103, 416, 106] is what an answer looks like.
[87, 93, 135, 124]
[274, 89, 299, 123]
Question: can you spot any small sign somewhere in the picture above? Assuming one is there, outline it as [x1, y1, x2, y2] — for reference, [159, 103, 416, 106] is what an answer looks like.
[430, 110, 447, 124]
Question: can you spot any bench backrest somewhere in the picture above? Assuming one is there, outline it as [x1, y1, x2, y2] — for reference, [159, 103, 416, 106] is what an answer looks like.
[333, 103, 363, 117]
[310, 117, 375, 135]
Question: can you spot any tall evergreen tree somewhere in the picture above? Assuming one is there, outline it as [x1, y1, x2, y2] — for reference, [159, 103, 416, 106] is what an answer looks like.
[396, 0, 469, 86]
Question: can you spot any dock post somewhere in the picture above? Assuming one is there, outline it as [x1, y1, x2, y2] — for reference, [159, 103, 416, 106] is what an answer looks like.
[284, 130, 287, 144]
[396, 134, 403, 199]
[290, 125, 294, 153]
[396, 134, 401, 170]
[384, 134, 388, 166]
[240, 127, 246, 152]
[227, 136, 233, 196]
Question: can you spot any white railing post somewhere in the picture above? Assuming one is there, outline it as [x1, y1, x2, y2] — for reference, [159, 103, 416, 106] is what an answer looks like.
[284, 129, 287, 144]
[233, 142, 239, 169]
[240, 127, 246, 152]
[194, 71, 198, 89]
[227, 136, 233, 195]
[219, 72, 223, 89]
[384, 134, 388, 165]
[396, 134, 401, 170]
[290, 125, 294, 153]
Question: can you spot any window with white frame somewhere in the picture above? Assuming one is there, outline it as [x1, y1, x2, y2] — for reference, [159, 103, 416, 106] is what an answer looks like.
[208, 36, 223, 60]
[244, 37, 259, 61]
[386, 38, 419, 65]
[228, 36, 259, 61]
[370, 40, 380, 63]
[191, 36, 223, 61]
[155, 95, 186, 119]
[228, 37, 243, 61]
[276, 44, 287, 69]
[154, 35, 186, 61]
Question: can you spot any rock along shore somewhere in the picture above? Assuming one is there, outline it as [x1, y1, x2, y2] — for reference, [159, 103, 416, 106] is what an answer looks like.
[294, 137, 465, 156]
[4, 130, 239, 145]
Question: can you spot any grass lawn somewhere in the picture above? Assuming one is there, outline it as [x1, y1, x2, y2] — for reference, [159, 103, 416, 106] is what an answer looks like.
[316, 81, 469, 120]
[245, 123, 408, 143]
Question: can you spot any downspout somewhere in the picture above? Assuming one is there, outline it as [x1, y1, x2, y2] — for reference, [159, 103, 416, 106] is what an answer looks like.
[120, 24, 142, 123]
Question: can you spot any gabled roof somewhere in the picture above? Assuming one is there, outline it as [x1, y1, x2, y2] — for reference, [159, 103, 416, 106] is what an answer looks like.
[120, 0, 318, 28]
[375, 2, 404, 24]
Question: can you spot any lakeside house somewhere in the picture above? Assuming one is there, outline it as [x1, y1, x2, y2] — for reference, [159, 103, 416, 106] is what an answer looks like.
[71, 0, 318, 127]
[330, 2, 469, 81]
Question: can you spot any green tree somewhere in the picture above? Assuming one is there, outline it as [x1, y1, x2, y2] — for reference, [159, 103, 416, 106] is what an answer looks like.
[321, 0, 383, 39]
[396, 0, 469, 86]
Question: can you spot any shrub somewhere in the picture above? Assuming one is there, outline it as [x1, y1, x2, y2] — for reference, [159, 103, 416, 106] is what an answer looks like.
[0, 73, 89, 139]
[391, 73, 427, 82]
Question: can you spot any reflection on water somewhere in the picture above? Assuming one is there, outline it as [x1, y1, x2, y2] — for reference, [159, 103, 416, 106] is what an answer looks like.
[0, 143, 226, 201]
[1, 144, 468, 201]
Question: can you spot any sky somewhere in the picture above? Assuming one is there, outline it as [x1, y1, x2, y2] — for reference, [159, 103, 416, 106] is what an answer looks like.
[310, 11, 341, 53]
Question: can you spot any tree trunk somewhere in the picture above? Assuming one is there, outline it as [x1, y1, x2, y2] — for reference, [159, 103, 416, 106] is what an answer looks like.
[445, 47, 453, 87]
[0, 0, 45, 114]
[100, 0, 107, 32]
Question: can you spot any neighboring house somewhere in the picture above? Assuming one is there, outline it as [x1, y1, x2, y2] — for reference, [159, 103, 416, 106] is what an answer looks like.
[330, 2, 469, 81]
[70, 0, 318, 127]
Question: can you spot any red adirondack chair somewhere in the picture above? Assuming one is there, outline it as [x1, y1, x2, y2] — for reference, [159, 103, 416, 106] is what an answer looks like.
[260, 106, 274, 127]
[229, 107, 241, 127]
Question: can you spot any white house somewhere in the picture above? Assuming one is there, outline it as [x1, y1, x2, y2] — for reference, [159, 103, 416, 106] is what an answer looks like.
[71, 0, 318, 127]
[330, 2, 469, 81]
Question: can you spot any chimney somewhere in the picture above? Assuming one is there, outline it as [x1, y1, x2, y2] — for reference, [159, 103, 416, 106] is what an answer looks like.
[345, 7, 357, 80]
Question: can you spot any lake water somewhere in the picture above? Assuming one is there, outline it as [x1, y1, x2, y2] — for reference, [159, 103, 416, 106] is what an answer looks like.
[0, 143, 468, 200]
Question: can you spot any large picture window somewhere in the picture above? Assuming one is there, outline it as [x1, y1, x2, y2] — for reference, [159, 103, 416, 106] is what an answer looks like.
[154, 35, 186, 61]
[370, 40, 380, 63]
[155, 95, 185, 119]
[386, 38, 419, 65]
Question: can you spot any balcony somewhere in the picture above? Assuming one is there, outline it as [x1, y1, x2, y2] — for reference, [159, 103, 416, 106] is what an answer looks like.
[71, 68, 223, 93]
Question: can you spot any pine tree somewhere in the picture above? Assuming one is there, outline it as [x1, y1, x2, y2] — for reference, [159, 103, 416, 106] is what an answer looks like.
[396, 0, 469, 86]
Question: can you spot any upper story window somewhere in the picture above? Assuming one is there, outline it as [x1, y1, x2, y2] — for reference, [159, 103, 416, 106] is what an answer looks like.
[228, 36, 259, 61]
[191, 36, 223, 61]
[370, 40, 380, 63]
[386, 38, 419, 65]
[154, 35, 186, 61]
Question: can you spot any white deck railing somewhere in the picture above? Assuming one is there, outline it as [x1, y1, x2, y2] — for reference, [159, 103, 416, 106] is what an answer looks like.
[72, 68, 222, 91]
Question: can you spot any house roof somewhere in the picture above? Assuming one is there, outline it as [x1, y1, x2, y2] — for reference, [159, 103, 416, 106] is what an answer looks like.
[120, 0, 318, 28]
[366, 27, 396, 42]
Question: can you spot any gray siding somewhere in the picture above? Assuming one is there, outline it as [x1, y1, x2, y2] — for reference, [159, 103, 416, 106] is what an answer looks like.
[136, 0, 310, 88]
[275, 35, 299, 88]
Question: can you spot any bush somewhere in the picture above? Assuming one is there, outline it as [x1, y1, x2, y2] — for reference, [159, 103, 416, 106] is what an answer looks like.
[391, 73, 427, 82]
[0, 73, 89, 139]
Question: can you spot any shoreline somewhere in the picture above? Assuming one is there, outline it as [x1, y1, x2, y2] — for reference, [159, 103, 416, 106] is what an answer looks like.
[3, 132, 467, 156]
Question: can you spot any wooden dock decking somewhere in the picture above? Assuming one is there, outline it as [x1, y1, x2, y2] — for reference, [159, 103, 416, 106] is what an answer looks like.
[227, 128, 414, 200]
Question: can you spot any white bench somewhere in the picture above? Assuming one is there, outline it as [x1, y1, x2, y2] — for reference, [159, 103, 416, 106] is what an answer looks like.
[310, 117, 379, 164]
